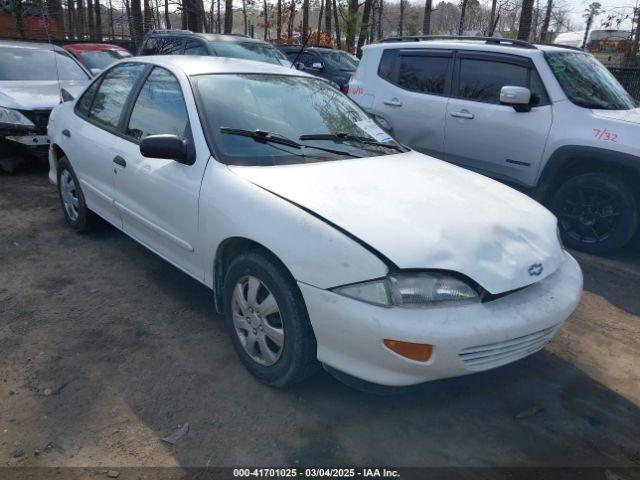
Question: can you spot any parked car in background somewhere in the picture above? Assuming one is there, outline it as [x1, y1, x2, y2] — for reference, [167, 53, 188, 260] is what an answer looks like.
[553, 30, 631, 66]
[47, 56, 582, 389]
[139, 29, 292, 67]
[278, 46, 359, 93]
[349, 36, 640, 254]
[0, 40, 91, 173]
[63, 43, 132, 75]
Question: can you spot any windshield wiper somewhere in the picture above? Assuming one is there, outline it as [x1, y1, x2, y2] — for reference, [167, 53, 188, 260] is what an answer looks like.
[220, 127, 362, 158]
[299, 132, 406, 152]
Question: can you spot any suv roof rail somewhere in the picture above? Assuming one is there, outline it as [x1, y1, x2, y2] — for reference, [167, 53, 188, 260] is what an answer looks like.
[147, 29, 194, 35]
[536, 43, 583, 51]
[379, 35, 537, 50]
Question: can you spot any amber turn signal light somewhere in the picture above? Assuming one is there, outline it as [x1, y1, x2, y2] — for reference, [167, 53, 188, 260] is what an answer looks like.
[383, 339, 433, 362]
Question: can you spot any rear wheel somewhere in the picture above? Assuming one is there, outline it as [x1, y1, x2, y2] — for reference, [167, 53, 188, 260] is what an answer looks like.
[550, 172, 638, 254]
[222, 250, 319, 387]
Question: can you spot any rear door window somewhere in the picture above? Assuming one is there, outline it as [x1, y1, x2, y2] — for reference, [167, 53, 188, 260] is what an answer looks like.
[143, 37, 184, 55]
[184, 40, 208, 56]
[397, 53, 451, 95]
[88, 63, 146, 129]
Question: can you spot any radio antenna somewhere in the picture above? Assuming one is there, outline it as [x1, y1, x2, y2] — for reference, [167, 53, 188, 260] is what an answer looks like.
[38, 0, 62, 103]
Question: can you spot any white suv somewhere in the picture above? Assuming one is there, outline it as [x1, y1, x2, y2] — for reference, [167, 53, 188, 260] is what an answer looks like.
[349, 36, 640, 254]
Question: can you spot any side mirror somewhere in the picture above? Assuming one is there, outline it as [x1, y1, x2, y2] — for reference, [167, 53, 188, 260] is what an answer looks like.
[312, 62, 324, 70]
[61, 88, 74, 102]
[140, 134, 194, 165]
[500, 86, 532, 112]
[295, 61, 306, 71]
[90, 68, 102, 76]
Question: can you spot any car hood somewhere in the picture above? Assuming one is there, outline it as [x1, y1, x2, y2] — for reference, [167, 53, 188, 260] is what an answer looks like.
[0, 80, 89, 110]
[230, 152, 565, 294]
[592, 107, 640, 125]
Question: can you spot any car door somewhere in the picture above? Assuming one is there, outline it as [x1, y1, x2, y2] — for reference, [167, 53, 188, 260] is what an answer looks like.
[111, 66, 207, 278]
[65, 62, 147, 227]
[444, 51, 553, 186]
[372, 48, 452, 157]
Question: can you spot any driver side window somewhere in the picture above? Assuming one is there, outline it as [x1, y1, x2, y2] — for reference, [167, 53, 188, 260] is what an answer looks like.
[126, 67, 190, 141]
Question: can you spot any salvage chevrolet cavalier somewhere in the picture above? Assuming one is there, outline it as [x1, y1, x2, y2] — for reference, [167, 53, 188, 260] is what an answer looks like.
[48, 56, 583, 388]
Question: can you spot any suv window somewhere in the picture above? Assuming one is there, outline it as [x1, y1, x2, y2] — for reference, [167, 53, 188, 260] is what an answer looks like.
[458, 58, 528, 103]
[184, 39, 208, 55]
[378, 49, 398, 82]
[126, 67, 189, 141]
[301, 52, 317, 68]
[88, 63, 146, 129]
[398, 54, 449, 95]
[142, 37, 184, 55]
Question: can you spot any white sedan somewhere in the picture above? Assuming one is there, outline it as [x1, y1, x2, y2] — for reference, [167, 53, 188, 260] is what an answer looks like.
[47, 56, 583, 388]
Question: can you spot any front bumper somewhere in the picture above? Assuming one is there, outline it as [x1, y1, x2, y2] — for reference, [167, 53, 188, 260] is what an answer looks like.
[299, 252, 583, 386]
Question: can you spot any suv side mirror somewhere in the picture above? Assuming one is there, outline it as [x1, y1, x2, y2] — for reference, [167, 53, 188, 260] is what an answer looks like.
[500, 86, 532, 112]
[140, 134, 194, 165]
[312, 62, 324, 70]
[295, 61, 306, 71]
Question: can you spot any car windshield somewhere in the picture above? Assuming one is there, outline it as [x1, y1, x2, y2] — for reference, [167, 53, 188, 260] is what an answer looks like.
[209, 40, 290, 66]
[545, 51, 636, 110]
[81, 49, 132, 70]
[194, 74, 400, 166]
[0, 47, 89, 81]
[320, 50, 359, 71]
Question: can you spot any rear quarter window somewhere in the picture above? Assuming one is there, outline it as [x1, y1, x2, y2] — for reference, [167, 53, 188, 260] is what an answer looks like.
[377, 49, 398, 82]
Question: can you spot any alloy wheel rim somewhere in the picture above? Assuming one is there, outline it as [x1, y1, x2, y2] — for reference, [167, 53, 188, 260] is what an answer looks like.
[231, 275, 284, 366]
[558, 186, 621, 244]
[60, 170, 79, 222]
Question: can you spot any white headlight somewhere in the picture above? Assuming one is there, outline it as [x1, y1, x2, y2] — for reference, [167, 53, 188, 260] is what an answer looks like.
[0, 106, 36, 129]
[333, 272, 480, 308]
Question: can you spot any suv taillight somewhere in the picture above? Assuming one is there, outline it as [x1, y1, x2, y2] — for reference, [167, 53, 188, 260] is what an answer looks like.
[341, 85, 349, 95]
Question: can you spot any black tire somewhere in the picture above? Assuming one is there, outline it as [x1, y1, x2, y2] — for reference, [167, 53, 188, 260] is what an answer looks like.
[550, 172, 638, 254]
[222, 250, 319, 387]
[57, 156, 96, 233]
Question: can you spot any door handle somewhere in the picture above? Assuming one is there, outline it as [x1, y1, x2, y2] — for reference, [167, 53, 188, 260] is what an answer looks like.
[113, 156, 127, 167]
[450, 110, 475, 120]
[62, 129, 71, 138]
[383, 98, 403, 107]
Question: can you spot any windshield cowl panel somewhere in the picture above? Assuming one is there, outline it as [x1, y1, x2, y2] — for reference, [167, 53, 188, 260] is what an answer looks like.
[193, 74, 399, 167]
[545, 51, 636, 111]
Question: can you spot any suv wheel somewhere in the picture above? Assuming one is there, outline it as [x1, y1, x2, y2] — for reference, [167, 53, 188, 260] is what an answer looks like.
[550, 173, 638, 254]
[222, 250, 319, 387]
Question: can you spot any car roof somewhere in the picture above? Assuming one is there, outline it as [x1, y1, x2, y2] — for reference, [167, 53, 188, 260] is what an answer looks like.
[278, 46, 338, 53]
[126, 54, 311, 77]
[0, 39, 67, 53]
[365, 38, 582, 56]
[145, 30, 270, 45]
[63, 43, 129, 52]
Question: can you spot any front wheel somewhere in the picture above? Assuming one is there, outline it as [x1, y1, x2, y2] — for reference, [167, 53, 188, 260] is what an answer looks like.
[222, 250, 319, 387]
[550, 172, 638, 254]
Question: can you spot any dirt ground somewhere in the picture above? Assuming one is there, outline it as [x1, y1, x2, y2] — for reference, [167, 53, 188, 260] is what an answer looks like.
[1, 164, 639, 473]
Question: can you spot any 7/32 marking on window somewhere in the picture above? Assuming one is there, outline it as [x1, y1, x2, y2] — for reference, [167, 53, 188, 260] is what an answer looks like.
[593, 128, 618, 143]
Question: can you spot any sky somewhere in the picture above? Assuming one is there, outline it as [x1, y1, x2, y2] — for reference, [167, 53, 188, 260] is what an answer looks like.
[564, 0, 638, 29]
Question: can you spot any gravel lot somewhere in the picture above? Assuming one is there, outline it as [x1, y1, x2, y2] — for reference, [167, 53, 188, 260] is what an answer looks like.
[1, 164, 639, 472]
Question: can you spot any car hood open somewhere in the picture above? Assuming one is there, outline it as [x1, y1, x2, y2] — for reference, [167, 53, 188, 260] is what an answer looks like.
[230, 152, 565, 294]
[0, 80, 89, 110]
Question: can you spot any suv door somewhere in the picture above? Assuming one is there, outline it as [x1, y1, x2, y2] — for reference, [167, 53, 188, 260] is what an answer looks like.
[112, 66, 206, 278]
[372, 48, 452, 156]
[68, 62, 147, 227]
[444, 51, 552, 186]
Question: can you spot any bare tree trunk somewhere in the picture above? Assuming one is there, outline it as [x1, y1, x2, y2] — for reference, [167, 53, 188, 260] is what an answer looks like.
[223, 0, 232, 33]
[356, 0, 372, 56]
[108, 0, 114, 36]
[95, 0, 103, 40]
[77, 0, 86, 38]
[164, 0, 171, 28]
[153, 0, 161, 29]
[539, 0, 552, 43]
[87, 0, 95, 39]
[332, 0, 340, 48]
[130, 0, 144, 45]
[242, 0, 248, 34]
[67, 0, 76, 38]
[263, 0, 268, 39]
[630, 8, 640, 64]
[316, 0, 323, 46]
[302, 0, 309, 42]
[487, 0, 497, 35]
[377, 0, 382, 39]
[12, 0, 25, 38]
[276, 0, 281, 39]
[324, 0, 331, 42]
[143, 0, 153, 33]
[345, 0, 358, 51]
[517, 0, 534, 41]
[398, 0, 405, 36]
[217, 0, 221, 32]
[457, 0, 468, 35]
[422, 0, 431, 35]
[286, 0, 295, 39]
